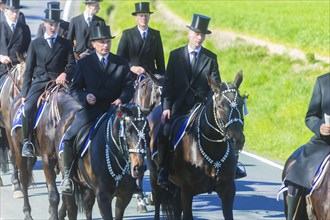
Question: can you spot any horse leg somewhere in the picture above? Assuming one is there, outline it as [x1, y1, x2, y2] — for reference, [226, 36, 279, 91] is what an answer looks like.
[217, 180, 236, 220]
[6, 130, 24, 198]
[17, 156, 33, 220]
[115, 191, 134, 219]
[136, 176, 148, 213]
[61, 194, 78, 220]
[83, 188, 95, 220]
[41, 155, 60, 220]
[149, 165, 161, 220]
[96, 188, 113, 220]
[180, 188, 194, 220]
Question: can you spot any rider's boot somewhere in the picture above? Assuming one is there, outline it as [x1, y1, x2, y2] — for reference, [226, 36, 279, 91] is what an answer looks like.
[60, 141, 74, 195]
[21, 116, 35, 157]
[157, 133, 170, 186]
[235, 152, 247, 179]
[287, 184, 304, 220]
[287, 194, 302, 220]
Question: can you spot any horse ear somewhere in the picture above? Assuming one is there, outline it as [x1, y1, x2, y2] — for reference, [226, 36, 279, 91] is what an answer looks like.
[207, 75, 221, 94]
[234, 70, 243, 89]
[146, 71, 162, 86]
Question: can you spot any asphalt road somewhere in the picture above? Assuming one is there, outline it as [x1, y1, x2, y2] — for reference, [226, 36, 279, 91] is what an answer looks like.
[0, 1, 286, 219]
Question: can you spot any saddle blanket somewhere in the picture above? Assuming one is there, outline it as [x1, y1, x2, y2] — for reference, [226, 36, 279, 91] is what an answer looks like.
[277, 154, 330, 200]
[58, 113, 107, 158]
[11, 102, 46, 136]
[173, 103, 202, 150]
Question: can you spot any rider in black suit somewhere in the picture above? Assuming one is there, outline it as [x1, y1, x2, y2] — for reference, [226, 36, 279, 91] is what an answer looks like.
[157, 14, 222, 186]
[285, 72, 330, 220]
[60, 25, 135, 195]
[36, 2, 70, 39]
[66, 0, 105, 59]
[0, 0, 30, 79]
[20, 8, 75, 157]
[158, 14, 247, 186]
[117, 2, 165, 77]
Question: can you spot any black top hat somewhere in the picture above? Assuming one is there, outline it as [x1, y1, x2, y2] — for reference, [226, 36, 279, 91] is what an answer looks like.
[90, 25, 115, 41]
[42, 9, 62, 23]
[84, 0, 102, 4]
[132, 2, 153, 15]
[186, 14, 212, 34]
[46, 1, 61, 10]
[5, 0, 22, 9]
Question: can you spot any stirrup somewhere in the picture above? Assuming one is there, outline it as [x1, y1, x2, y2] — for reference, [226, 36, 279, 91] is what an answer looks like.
[22, 141, 35, 157]
[60, 178, 74, 195]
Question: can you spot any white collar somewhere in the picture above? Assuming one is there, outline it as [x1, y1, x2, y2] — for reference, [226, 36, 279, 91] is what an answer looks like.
[44, 33, 58, 40]
[137, 26, 148, 35]
[96, 53, 109, 62]
[188, 45, 201, 55]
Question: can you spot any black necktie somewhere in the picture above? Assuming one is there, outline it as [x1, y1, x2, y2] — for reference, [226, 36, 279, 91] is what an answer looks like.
[48, 37, 55, 49]
[101, 57, 106, 70]
[142, 32, 146, 41]
[11, 23, 15, 32]
[191, 51, 197, 72]
[87, 16, 91, 27]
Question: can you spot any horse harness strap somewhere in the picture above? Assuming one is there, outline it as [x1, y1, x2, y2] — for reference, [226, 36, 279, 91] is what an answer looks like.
[105, 109, 148, 187]
[197, 106, 231, 176]
[197, 86, 244, 176]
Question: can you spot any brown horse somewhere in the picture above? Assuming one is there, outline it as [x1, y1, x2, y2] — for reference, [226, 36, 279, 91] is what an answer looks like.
[148, 71, 245, 219]
[10, 83, 82, 220]
[282, 150, 330, 220]
[131, 72, 163, 212]
[58, 103, 150, 220]
[0, 54, 27, 198]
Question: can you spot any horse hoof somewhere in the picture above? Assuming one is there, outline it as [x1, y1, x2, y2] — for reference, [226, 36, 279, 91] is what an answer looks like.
[13, 190, 24, 199]
[137, 204, 148, 213]
[0, 178, 3, 187]
[147, 195, 154, 206]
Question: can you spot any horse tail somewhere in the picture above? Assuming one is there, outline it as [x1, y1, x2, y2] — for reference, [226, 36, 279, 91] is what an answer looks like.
[0, 128, 9, 173]
[161, 184, 182, 219]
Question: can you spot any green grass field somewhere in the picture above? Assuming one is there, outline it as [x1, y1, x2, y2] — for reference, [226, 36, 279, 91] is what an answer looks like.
[98, 1, 330, 164]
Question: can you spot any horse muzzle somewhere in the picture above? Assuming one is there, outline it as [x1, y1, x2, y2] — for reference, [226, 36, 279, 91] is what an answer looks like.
[131, 164, 147, 178]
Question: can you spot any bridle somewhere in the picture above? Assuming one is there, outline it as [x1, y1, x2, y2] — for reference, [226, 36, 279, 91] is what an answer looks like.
[105, 106, 148, 186]
[197, 83, 244, 176]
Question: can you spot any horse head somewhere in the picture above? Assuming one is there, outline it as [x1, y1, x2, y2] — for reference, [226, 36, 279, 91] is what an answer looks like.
[133, 72, 163, 113]
[208, 70, 245, 152]
[117, 103, 150, 178]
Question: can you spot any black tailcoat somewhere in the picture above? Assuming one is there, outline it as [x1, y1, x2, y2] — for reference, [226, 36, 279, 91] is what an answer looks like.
[162, 45, 221, 115]
[286, 73, 330, 188]
[117, 26, 165, 75]
[66, 14, 105, 54]
[21, 36, 75, 100]
[0, 20, 31, 76]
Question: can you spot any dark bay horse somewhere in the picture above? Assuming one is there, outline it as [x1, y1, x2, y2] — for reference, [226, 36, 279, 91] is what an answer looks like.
[282, 150, 329, 220]
[59, 103, 150, 220]
[148, 71, 246, 219]
[10, 83, 82, 220]
[131, 72, 163, 212]
[0, 54, 27, 198]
